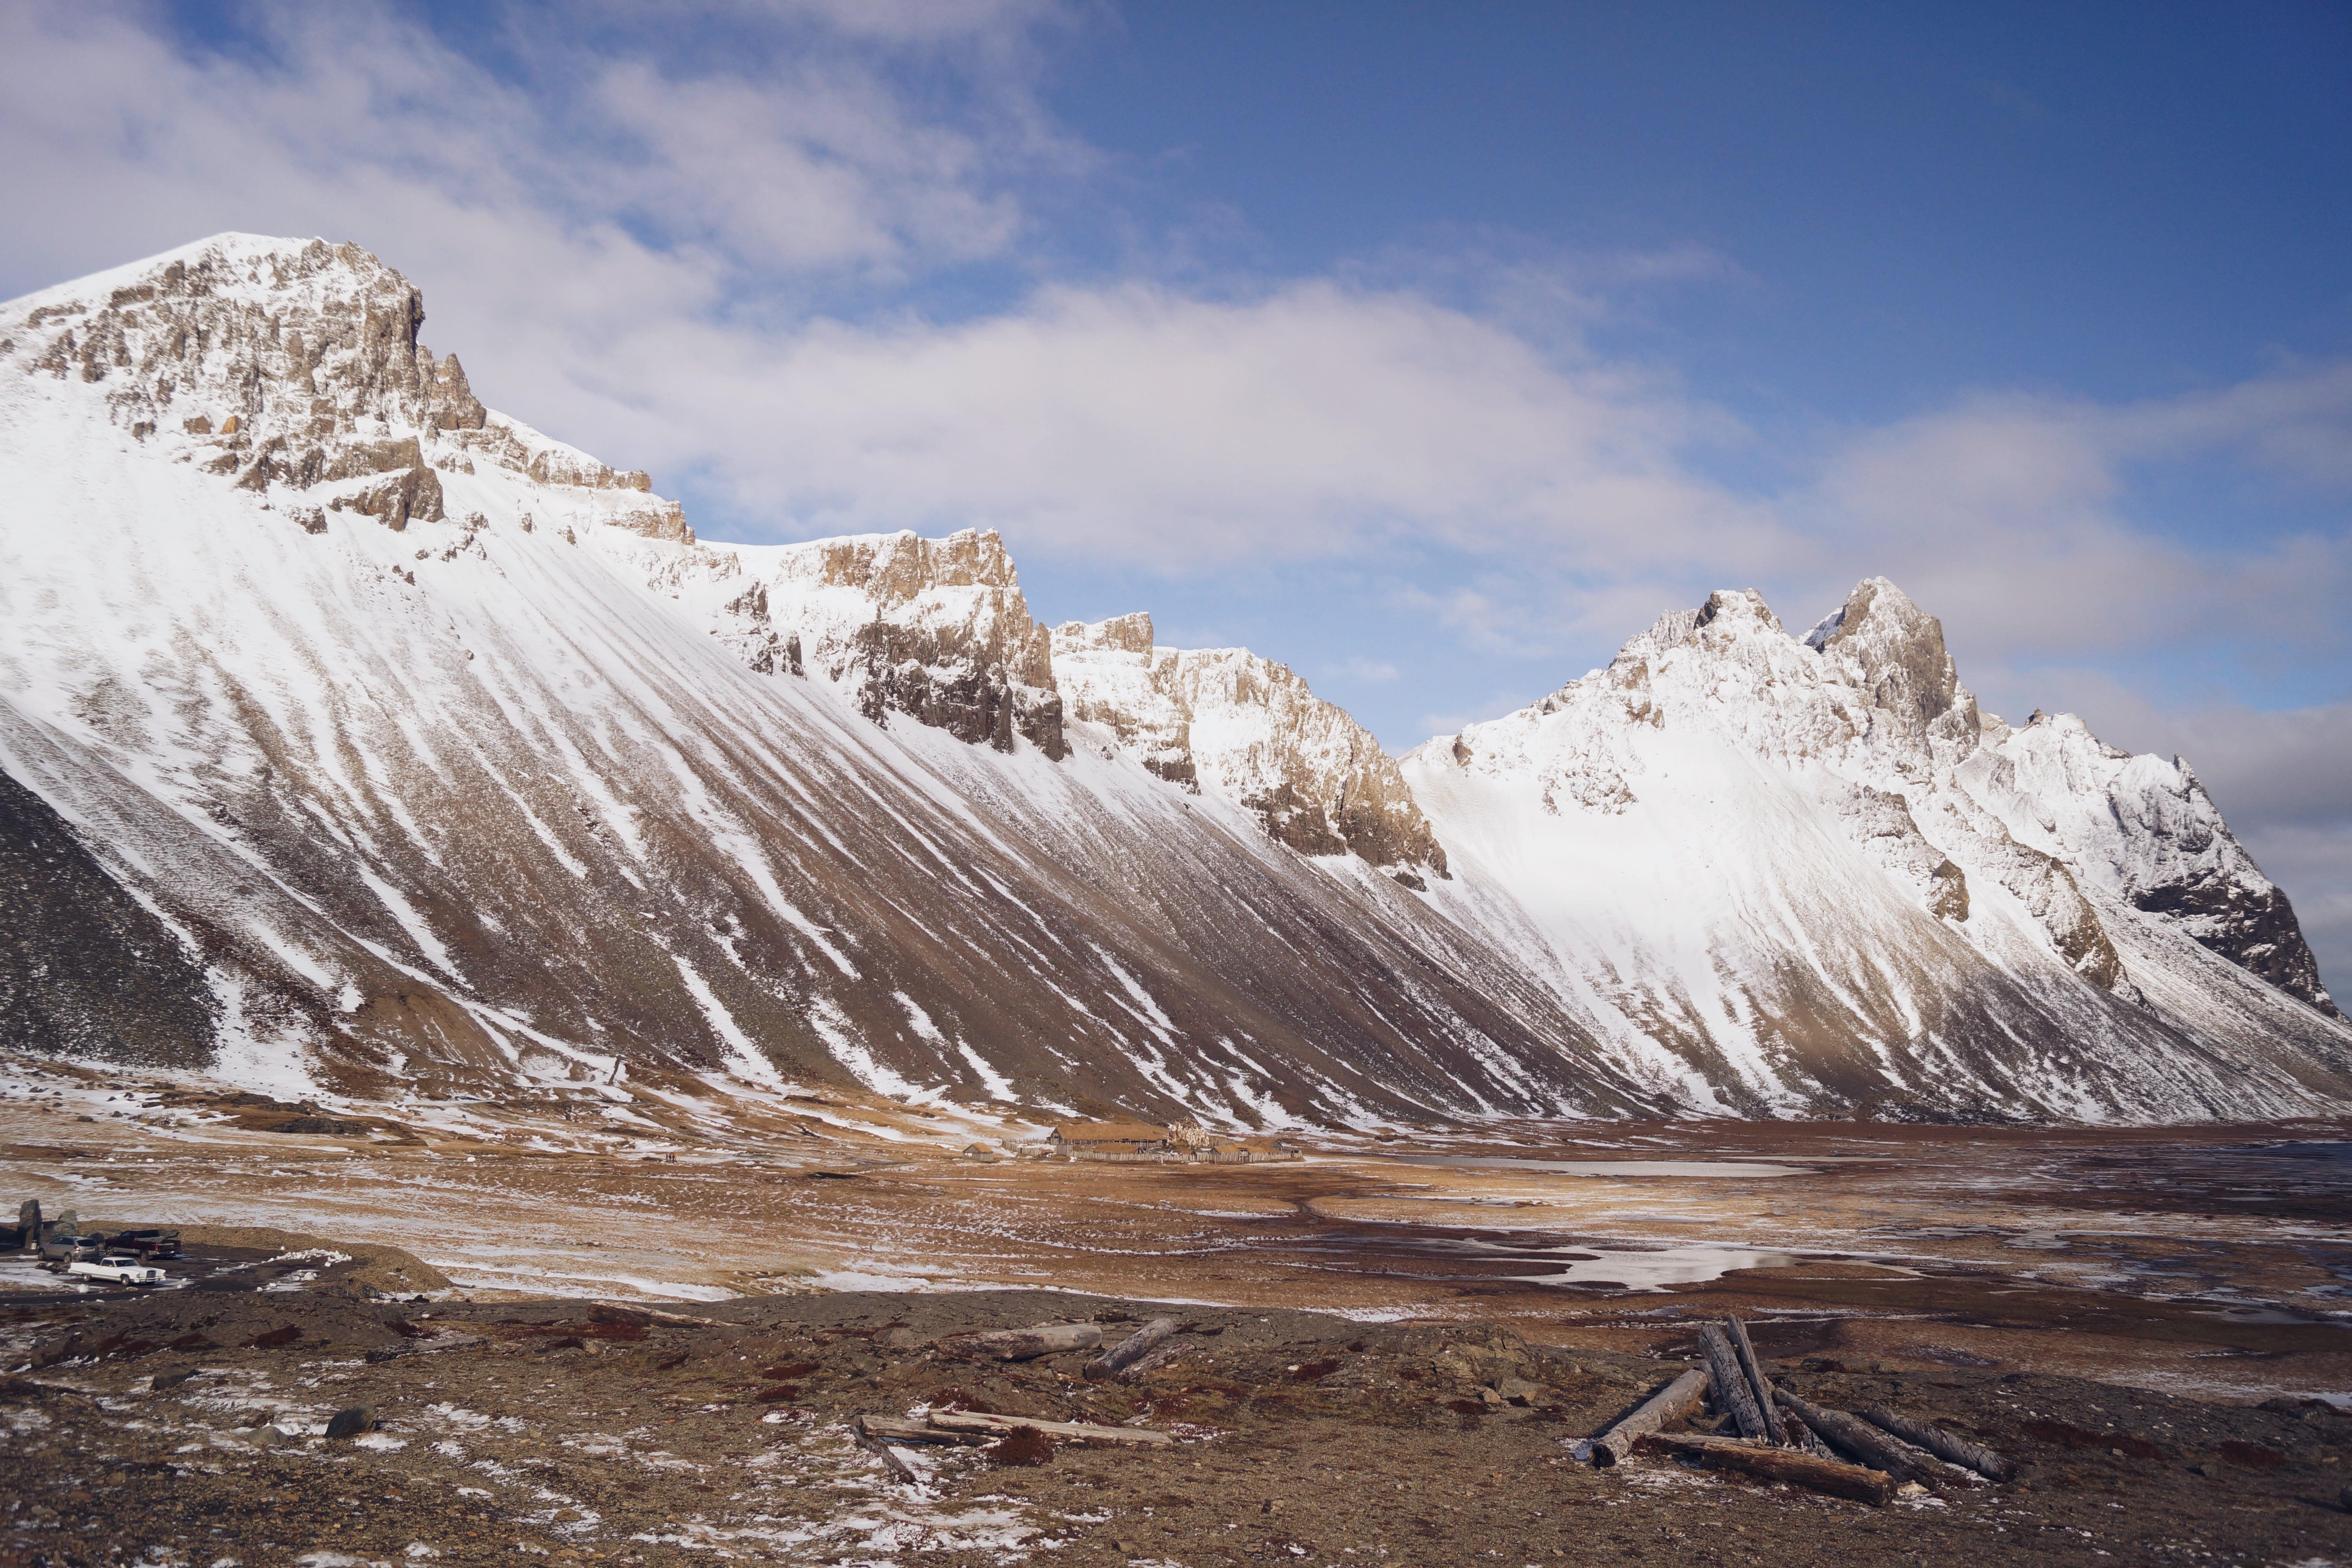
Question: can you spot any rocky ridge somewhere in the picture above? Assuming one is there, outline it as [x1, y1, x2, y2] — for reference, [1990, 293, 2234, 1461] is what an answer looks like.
[6, 232, 690, 543]
[1053, 613, 1447, 882]
[741, 528, 1066, 760]
[0, 232, 1651, 1125]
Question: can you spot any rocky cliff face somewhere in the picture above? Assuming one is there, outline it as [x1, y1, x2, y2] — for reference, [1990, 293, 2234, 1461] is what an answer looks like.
[1053, 615, 1446, 884]
[748, 529, 1065, 759]
[4, 232, 691, 543]
[641, 525, 1067, 757]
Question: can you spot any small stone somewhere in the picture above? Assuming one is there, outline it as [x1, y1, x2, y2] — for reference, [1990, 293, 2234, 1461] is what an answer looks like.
[325, 1405, 374, 1440]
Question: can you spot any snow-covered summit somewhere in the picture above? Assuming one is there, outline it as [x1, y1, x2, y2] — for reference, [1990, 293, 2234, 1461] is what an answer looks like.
[3, 231, 686, 539]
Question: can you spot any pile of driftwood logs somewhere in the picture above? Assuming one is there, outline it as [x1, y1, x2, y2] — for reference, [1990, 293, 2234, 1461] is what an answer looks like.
[851, 1318, 1180, 1480]
[1586, 1317, 2012, 1506]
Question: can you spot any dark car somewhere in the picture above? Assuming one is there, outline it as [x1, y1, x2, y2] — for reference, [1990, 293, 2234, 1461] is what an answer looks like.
[111, 1229, 183, 1259]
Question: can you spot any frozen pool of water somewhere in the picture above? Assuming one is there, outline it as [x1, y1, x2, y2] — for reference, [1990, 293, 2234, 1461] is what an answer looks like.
[1516, 1243, 1808, 1291]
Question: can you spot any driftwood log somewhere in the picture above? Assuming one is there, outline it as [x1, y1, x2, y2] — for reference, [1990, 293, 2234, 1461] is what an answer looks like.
[856, 1414, 987, 1447]
[1773, 1388, 1937, 1483]
[928, 1410, 1174, 1447]
[1588, 1367, 1710, 1467]
[1634, 1432, 1895, 1505]
[1119, 1342, 1188, 1382]
[951, 1322, 1104, 1361]
[1084, 1317, 1176, 1382]
[1862, 1405, 2011, 1481]
[1725, 1316, 1789, 1445]
[1698, 1326, 1769, 1441]
[1780, 1406, 1841, 1459]
[850, 1416, 920, 1482]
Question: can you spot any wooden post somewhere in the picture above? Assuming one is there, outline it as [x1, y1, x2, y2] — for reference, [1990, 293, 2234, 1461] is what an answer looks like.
[1698, 1325, 1767, 1440]
[857, 1414, 987, 1446]
[1860, 1405, 2011, 1481]
[1772, 1388, 1935, 1483]
[1588, 1367, 1709, 1467]
[1725, 1316, 1788, 1445]
[1118, 1342, 1187, 1382]
[1083, 1317, 1176, 1382]
[1780, 1405, 1840, 1459]
[1632, 1432, 1894, 1505]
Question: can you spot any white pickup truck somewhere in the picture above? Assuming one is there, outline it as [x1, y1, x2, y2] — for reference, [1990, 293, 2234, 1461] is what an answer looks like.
[67, 1253, 167, 1287]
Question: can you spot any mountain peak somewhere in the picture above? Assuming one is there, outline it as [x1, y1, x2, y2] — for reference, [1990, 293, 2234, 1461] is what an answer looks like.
[1692, 587, 1784, 636]
[1804, 576, 1974, 742]
[4, 233, 695, 541]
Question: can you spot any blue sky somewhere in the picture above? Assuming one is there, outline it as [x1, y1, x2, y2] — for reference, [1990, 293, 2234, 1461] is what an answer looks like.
[3, 1, 2348, 988]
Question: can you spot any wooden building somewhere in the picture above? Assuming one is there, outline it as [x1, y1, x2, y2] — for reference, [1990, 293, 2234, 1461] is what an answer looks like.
[1047, 1121, 1172, 1155]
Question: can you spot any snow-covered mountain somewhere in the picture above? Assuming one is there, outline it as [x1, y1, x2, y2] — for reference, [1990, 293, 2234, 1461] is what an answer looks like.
[2, 235, 2345, 1123]
[1402, 583, 2347, 1118]
[0, 234, 1645, 1125]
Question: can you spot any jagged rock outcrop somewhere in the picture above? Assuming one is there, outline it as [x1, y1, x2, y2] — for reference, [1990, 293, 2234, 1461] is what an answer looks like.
[1963, 712, 2336, 1015]
[1054, 615, 1446, 884]
[716, 528, 1067, 759]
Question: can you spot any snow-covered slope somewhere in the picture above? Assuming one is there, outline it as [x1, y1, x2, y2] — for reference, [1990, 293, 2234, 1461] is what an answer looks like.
[1402, 581, 2352, 1118]
[4, 234, 2345, 1125]
[0, 234, 1646, 1125]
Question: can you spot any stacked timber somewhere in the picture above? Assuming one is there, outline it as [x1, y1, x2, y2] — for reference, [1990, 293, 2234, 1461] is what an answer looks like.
[1583, 1314, 2013, 1506]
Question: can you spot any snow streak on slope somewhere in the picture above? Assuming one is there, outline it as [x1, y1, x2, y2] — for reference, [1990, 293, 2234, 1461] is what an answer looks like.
[1403, 582, 2352, 1119]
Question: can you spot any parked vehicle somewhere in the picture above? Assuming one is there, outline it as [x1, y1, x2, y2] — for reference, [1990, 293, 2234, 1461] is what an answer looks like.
[38, 1230, 107, 1263]
[111, 1228, 182, 1259]
[67, 1253, 166, 1287]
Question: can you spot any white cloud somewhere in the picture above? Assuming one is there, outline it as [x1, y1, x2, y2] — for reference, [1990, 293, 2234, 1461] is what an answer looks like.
[639, 278, 1775, 570]
[1798, 372, 2352, 665]
[12, 3, 2337, 682]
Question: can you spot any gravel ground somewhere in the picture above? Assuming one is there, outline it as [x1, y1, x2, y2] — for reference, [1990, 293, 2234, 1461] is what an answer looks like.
[5, 1283, 2350, 1567]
